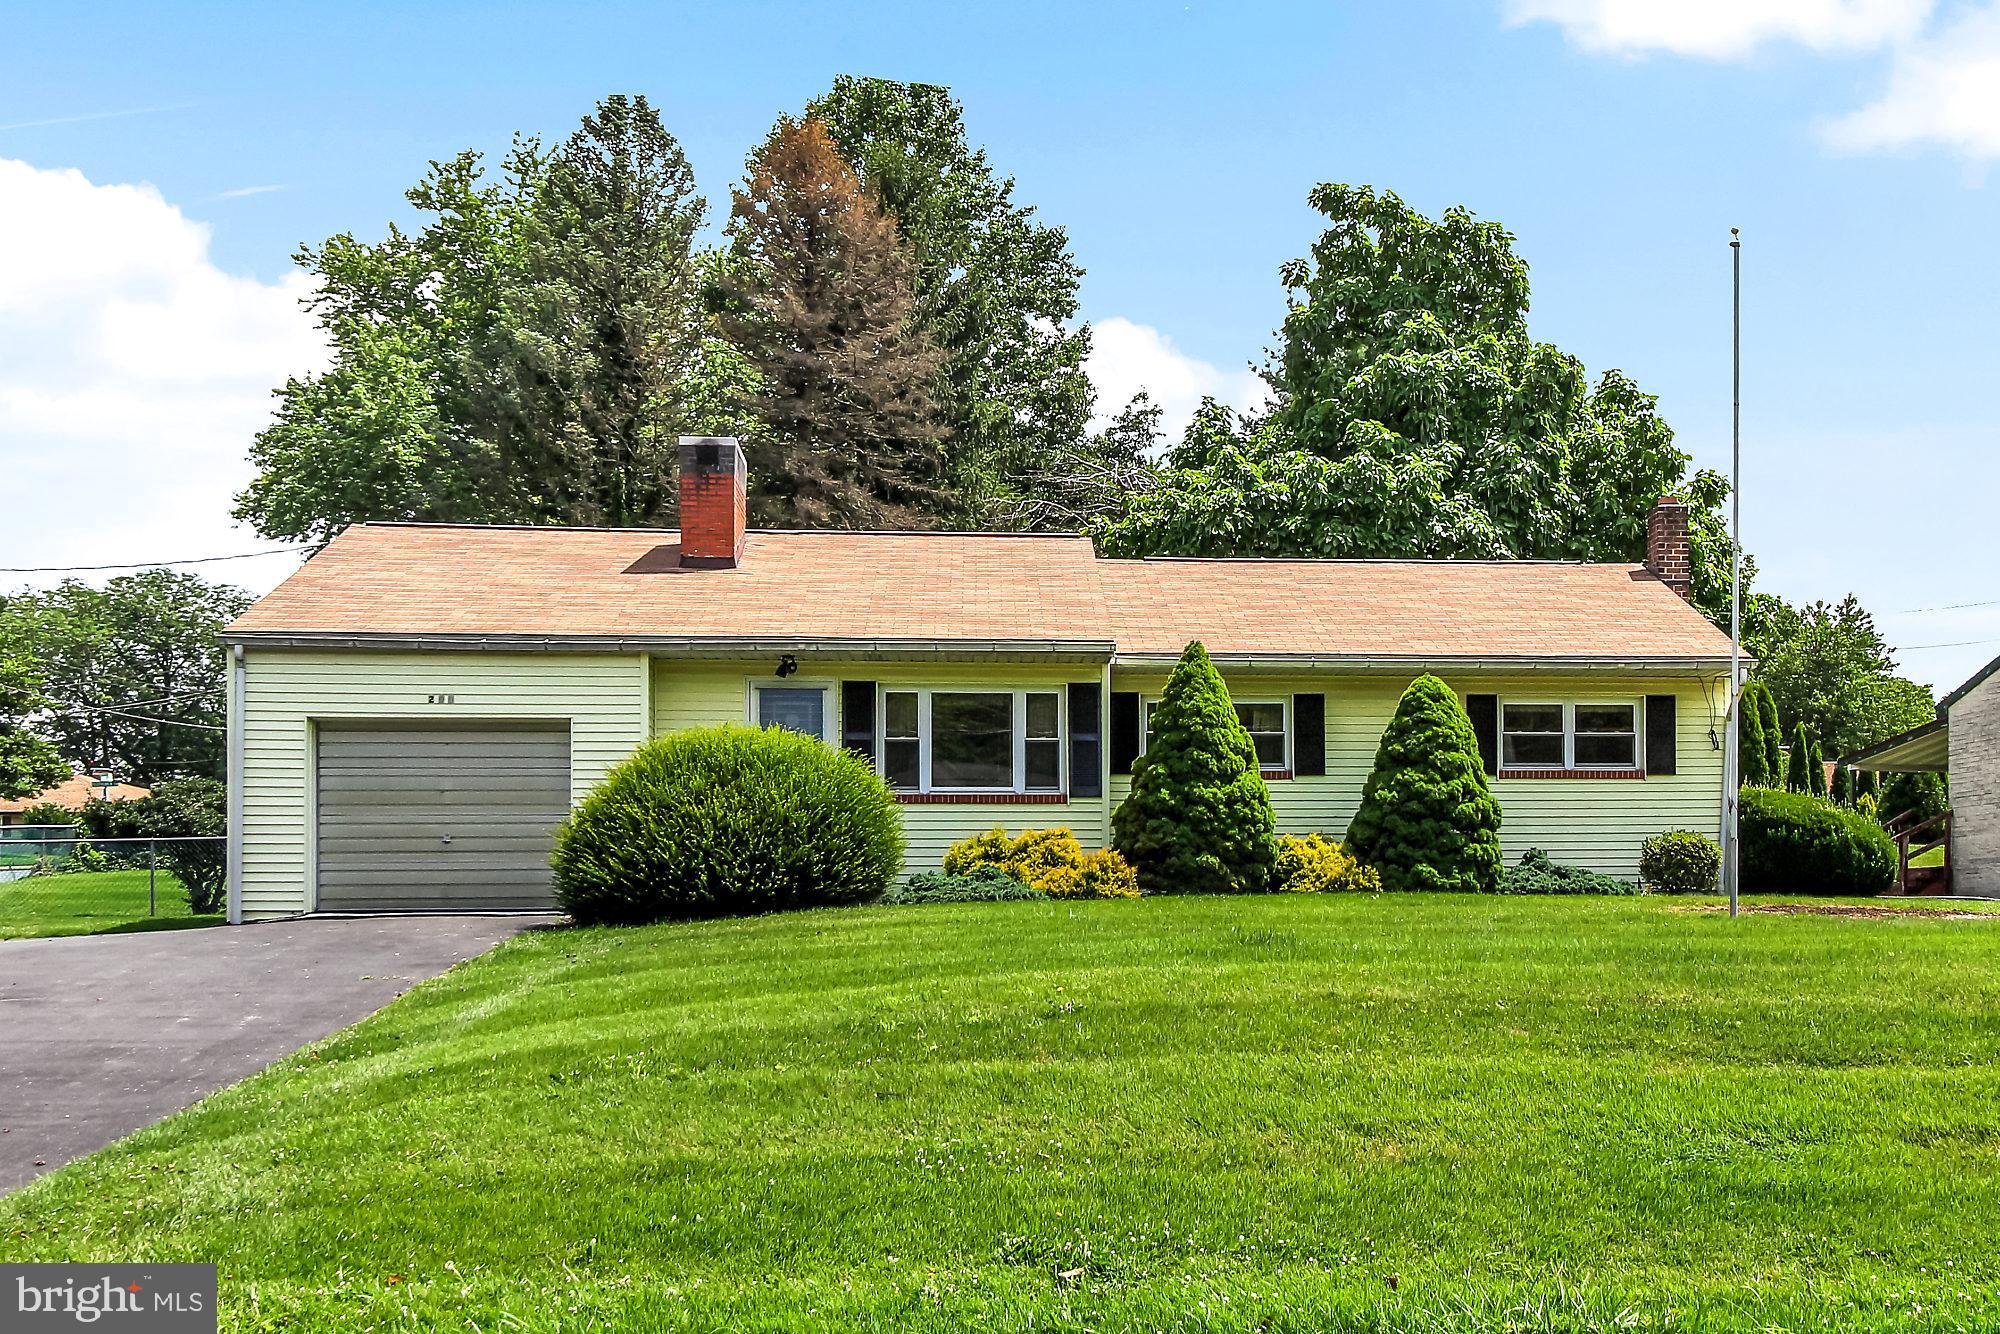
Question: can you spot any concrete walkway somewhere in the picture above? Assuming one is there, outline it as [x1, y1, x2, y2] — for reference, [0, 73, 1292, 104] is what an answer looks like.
[0, 915, 555, 1193]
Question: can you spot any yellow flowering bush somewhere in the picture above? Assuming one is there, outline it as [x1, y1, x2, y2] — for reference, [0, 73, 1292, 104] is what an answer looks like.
[1041, 848, 1142, 900]
[941, 827, 1141, 899]
[1272, 833, 1382, 894]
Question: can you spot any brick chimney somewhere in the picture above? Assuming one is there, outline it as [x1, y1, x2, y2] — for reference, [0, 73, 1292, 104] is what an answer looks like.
[1646, 494, 1693, 600]
[678, 436, 746, 569]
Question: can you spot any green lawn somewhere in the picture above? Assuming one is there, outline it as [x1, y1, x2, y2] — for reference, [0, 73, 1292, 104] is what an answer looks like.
[6, 894, 2000, 1332]
[0, 866, 219, 939]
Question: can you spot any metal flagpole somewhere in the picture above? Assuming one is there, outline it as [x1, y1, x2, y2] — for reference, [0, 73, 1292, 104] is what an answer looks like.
[1725, 229, 1743, 918]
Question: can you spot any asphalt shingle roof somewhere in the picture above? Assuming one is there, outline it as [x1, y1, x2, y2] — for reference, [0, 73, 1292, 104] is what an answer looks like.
[226, 522, 1734, 662]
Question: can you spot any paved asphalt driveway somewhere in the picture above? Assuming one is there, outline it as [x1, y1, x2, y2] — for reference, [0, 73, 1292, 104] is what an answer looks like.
[0, 915, 556, 1193]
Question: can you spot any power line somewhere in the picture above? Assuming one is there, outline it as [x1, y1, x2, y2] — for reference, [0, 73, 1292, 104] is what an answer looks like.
[1898, 636, 2000, 652]
[55, 702, 224, 732]
[1890, 597, 2000, 615]
[0, 548, 301, 574]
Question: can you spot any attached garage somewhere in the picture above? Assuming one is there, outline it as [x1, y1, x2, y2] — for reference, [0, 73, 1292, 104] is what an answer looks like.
[314, 721, 572, 912]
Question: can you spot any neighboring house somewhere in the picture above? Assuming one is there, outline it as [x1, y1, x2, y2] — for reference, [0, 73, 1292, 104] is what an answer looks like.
[0, 773, 150, 829]
[221, 437, 1735, 922]
[1847, 653, 1999, 897]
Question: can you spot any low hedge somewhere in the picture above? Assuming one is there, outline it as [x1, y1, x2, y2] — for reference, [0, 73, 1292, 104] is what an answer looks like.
[1640, 830, 1722, 894]
[551, 725, 905, 924]
[885, 867, 1045, 905]
[1496, 848, 1643, 896]
[1739, 787, 1896, 895]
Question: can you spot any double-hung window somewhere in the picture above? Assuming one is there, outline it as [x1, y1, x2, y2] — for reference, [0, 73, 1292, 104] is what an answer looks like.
[879, 688, 1065, 794]
[1143, 698, 1290, 773]
[1501, 701, 1639, 771]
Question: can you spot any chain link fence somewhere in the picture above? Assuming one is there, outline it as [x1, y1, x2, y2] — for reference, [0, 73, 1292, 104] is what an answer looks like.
[0, 827, 227, 939]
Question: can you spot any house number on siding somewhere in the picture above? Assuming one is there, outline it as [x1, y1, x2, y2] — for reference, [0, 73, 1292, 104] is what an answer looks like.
[426, 693, 458, 705]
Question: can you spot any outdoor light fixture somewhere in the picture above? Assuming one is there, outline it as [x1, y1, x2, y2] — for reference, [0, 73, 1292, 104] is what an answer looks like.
[775, 654, 799, 678]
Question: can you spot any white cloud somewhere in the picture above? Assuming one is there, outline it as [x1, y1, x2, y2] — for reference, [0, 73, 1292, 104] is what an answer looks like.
[1504, 0, 1932, 57]
[1085, 316, 1270, 448]
[1822, 4, 2000, 157]
[0, 159, 324, 592]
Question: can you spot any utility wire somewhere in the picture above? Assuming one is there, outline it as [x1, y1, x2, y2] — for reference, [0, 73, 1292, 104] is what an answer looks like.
[1897, 636, 2000, 652]
[1890, 597, 2000, 615]
[0, 548, 301, 574]
[55, 701, 224, 732]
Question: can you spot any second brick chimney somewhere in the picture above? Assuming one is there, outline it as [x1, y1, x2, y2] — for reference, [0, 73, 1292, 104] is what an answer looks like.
[1646, 494, 1693, 600]
[678, 436, 747, 569]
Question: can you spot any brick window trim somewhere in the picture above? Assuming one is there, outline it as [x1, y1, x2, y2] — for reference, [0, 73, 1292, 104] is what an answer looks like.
[1497, 767, 1645, 781]
[1260, 769, 1294, 782]
[895, 792, 1070, 805]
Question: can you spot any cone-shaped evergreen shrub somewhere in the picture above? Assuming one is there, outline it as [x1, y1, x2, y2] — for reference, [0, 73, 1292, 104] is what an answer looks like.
[1111, 640, 1276, 894]
[1785, 723, 1813, 793]
[1808, 736, 1829, 797]
[552, 724, 905, 923]
[1831, 762, 1853, 804]
[1737, 687, 1770, 787]
[1756, 684, 1783, 779]
[1344, 674, 1504, 893]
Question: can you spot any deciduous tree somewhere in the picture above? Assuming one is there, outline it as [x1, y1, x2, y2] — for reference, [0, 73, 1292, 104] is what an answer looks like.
[0, 572, 249, 782]
[0, 658, 68, 800]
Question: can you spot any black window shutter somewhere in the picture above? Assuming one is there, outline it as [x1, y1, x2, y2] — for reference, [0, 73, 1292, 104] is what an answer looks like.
[840, 681, 876, 761]
[1068, 682, 1103, 798]
[1465, 694, 1499, 776]
[1645, 694, 1677, 775]
[1292, 693, 1326, 776]
[1110, 691, 1141, 775]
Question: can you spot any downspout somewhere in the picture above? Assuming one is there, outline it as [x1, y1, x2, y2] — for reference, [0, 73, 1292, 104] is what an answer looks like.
[1101, 659, 1114, 851]
[227, 643, 245, 925]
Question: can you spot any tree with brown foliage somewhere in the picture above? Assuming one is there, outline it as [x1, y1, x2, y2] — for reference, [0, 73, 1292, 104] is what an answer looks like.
[721, 115, 946, 527]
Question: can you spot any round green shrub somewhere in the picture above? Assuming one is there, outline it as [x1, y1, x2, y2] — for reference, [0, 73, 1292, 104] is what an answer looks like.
[1739, 787, 1895, 896]
[1496, 848, 1642, 896]
[1345, 674, 1503, 893]
[885, 867, 1044, 905]
[1640, 829, 1721, 894]
[552, 725, 905, 923]
[1112, 640, 1277, 895]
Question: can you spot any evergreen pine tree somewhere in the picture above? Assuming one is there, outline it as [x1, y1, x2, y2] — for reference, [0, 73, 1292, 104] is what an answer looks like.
[1856, 767, 1879, 800]
[1757, 684, 1784, 781]
[1831, 762, 1853, 804]
[1785, 723, 1814, 793]
[721, 114, 948, 527]
[1111, 641, 1277, 895]
[1808, 735, 1830, 797]
[1345, 675, 1504, 893]
[1738, 685, 1770, 787]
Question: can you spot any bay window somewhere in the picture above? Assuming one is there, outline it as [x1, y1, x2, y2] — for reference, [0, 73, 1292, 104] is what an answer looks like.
[879, 688, 1065, 793]
[1501, 700, 1639, 771]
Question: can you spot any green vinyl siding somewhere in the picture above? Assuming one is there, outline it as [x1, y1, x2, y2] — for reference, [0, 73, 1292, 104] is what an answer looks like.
[650, 658, 1113, 874]
[1109, 671, 1724, 881]
[235, 650, 647, 920]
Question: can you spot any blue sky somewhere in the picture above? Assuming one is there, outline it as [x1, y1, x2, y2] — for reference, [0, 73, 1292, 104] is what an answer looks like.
[3, 0, 1995, 689]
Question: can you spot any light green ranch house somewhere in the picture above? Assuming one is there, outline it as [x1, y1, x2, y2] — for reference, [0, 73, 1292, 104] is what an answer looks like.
[222, 437, 1734, 921]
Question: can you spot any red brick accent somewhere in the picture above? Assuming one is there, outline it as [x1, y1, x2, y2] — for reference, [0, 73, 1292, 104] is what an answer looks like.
[1646, 495, 1693, 601]
[896, 792, 1070, 805]
[1498, 768, 1645, 780]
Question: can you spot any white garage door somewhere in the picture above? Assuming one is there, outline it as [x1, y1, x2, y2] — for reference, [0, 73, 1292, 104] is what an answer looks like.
[315, 721, 571, 912]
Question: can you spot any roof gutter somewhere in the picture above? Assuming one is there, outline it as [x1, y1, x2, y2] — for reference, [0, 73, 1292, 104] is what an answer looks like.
[1112, 652, 1741, 674]
[221, 632, 1119, 661]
